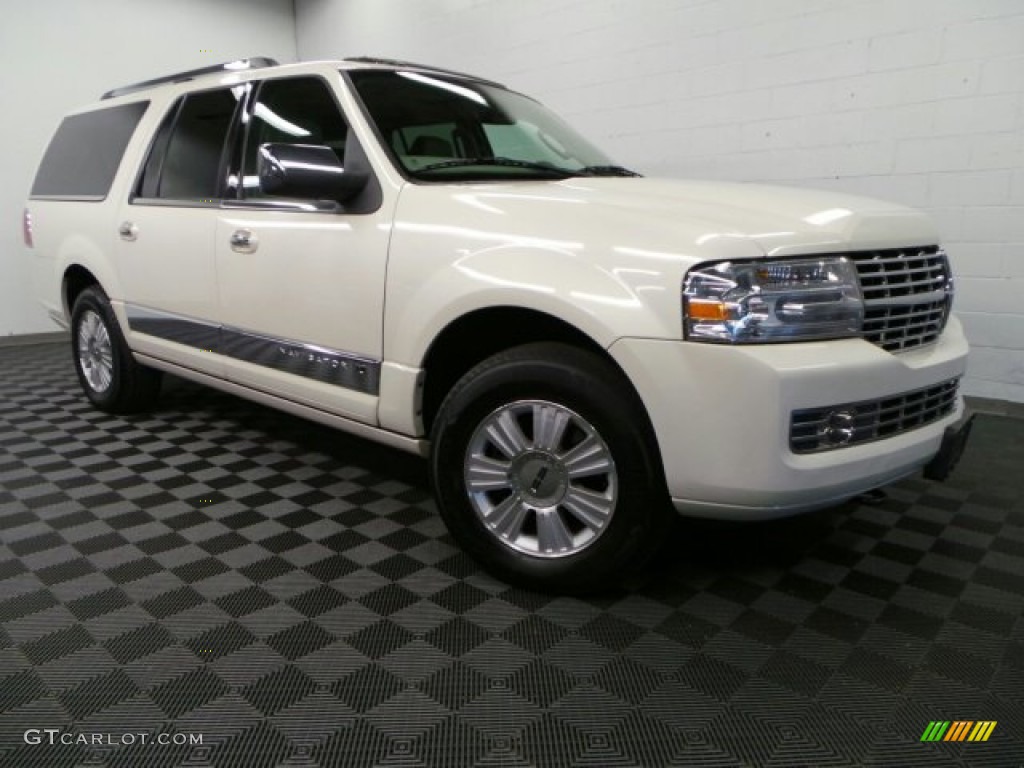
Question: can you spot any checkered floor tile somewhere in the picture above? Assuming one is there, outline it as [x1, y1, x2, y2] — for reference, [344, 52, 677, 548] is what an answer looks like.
[1, 342, 1022, 767]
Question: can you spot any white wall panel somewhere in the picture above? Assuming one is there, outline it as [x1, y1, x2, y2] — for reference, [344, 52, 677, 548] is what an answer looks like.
[297, 0, 1024, 402]
[0, 0, 296, 338]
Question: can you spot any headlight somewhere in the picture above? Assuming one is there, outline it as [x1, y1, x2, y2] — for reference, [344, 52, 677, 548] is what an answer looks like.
[683, 257, 863, 343]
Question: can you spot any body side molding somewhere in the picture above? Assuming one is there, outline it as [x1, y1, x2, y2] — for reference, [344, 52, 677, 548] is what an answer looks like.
[124, 303, 381, 395]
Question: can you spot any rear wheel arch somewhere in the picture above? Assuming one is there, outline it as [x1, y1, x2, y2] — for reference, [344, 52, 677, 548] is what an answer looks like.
[63, 265, 101, 320]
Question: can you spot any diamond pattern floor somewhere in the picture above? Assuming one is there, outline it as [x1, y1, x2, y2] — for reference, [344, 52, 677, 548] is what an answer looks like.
[1, 342, 1022, 767]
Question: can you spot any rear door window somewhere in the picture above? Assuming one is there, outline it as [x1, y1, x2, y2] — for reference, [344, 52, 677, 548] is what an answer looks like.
[136, 88, 242, 201]
[30, 102, 149, 200]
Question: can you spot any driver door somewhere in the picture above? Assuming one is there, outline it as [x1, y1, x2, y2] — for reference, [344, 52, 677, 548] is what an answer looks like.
[214, 75, 389, 424]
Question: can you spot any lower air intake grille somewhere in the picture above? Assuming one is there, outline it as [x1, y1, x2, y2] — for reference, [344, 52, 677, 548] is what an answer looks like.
[790, 378, 959, 453]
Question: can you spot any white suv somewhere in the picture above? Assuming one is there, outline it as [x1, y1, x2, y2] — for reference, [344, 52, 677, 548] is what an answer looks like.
[26, 57, 972, 591]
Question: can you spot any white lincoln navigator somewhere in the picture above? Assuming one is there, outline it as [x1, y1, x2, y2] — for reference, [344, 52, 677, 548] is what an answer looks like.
[26, 57, 973, 591]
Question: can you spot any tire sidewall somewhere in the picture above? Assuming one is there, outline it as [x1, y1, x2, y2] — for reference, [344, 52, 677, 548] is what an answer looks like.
[431, 347, 664, 591]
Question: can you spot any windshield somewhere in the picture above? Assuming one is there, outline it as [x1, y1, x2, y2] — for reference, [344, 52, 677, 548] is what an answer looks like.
[346, 69, 636, 180]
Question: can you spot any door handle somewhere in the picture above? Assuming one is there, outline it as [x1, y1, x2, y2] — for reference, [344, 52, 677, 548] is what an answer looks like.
[229, 229, 258, 253]
[118, 221, 138, 241]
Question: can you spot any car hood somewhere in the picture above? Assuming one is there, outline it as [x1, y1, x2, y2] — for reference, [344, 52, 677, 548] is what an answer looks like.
[573, 177, 936, 255]
[410, 177, 940, 262]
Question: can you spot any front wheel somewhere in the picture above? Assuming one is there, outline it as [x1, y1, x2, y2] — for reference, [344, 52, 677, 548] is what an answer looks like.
[70, 286, 161, 413]
[430, 343, 672, 593]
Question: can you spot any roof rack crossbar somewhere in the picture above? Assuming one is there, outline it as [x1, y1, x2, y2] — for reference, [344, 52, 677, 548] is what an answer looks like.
[101, 57, 280, 100]
[345, 56, 504, 88]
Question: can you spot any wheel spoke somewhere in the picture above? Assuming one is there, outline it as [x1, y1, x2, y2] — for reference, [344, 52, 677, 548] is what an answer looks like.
[561, 485, 614, 531]
[560, 434, 613, 479]
[486, 493, 530, 541]
[79, 315, 95, 349]
[532, 403, 571, 451]
[484, 410, 530, 458]
[466, 453, 512, 492]
[97, 363, 112, 390]
[536, 508, 574, 553]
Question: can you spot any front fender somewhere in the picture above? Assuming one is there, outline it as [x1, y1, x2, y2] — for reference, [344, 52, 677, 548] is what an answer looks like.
[384, 242, 682, 365]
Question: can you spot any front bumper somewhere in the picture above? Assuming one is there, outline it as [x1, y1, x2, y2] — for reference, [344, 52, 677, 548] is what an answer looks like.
[608, 316, 970, 519]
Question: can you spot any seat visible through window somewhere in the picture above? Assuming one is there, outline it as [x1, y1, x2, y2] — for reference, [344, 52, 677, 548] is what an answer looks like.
[409, 135, 454, 156]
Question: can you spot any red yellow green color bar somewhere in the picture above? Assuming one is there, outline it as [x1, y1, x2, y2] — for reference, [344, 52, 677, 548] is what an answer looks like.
[920, 721, 997, 742]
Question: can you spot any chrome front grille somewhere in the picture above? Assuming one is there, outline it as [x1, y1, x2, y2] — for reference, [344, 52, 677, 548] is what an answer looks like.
[790, 378, 959, 453]
[847, 247, 952, 352]
[850, 247, 949, 300]
[862, 300, 948, 351]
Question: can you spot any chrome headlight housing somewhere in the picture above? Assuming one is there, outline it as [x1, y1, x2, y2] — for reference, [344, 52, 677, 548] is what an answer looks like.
[683, 257, 864, 343]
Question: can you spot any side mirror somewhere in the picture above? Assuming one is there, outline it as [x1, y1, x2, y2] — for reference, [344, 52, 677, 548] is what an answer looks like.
[257, 143, 368, 202]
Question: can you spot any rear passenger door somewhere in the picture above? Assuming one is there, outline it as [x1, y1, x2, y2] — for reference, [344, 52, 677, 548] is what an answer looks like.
[214, 76, 390, 424]
[116, 86, 246, 375]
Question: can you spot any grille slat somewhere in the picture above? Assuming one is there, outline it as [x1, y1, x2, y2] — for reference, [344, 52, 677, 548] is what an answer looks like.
[862, 303, 946, 323]
[859, 275, 946, 292]
[846, 246, 952, 352]
[864, 317, 943, 334]
[857, 264, 945, 278]
[790, 378, 959, 453]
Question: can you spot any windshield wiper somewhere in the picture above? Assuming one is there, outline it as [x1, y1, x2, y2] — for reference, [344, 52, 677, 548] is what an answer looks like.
[413, 157, 574, 176]
[575, 165, 641, 177]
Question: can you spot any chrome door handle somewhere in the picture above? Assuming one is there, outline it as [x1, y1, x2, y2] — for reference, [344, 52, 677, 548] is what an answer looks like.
[118, 221, 138, 241]
[229, 229, 257, 253]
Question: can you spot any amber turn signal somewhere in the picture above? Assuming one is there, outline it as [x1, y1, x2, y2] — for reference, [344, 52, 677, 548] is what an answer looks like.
[686, 299, 728, 321]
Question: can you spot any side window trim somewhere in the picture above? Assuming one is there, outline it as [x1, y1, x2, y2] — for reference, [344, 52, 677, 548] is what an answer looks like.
[221, 83, 254, 202]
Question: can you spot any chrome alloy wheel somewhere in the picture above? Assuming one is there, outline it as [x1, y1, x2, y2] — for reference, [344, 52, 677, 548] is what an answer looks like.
[77, 310, 114, 393]
[464, 400, 618, 558]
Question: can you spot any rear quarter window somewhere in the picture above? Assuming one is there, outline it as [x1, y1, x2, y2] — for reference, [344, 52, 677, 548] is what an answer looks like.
[30, 101, 149, 200]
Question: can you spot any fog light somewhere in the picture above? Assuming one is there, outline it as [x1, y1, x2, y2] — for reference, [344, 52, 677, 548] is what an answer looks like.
[816, 409, 856, 446]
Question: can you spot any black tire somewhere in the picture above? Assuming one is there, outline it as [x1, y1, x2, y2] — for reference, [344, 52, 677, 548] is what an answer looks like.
[70, 286, 161, 413]
[430, 342, 673, 593]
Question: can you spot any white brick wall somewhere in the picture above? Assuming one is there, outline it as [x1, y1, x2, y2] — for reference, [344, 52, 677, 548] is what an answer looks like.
[296, 0, 1024, 402]
[1, 0, 297, 338]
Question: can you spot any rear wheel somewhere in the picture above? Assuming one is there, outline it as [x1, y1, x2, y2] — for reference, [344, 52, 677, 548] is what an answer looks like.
[71, 286, 161, 413]
[430, 342, 672, 593]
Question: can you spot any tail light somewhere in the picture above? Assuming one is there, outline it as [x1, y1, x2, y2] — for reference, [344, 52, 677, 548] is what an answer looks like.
[22, 208, 33, 248]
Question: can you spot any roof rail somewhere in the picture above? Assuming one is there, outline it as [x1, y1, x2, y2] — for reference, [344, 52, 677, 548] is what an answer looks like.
[345, 56, 504, 88]
[101, 57, 280, 100]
